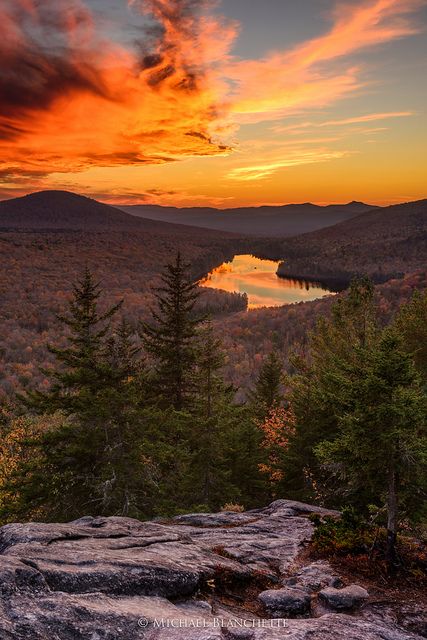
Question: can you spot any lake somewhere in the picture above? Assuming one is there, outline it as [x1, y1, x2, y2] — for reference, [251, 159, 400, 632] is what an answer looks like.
[200, 254, 336, 309]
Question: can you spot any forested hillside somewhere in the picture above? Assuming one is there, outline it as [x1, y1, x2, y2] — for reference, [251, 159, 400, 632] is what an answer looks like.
[1, 198, 426, 398]
[270, 199, 427, 281]
[0, 229, 247, 398]
[218, 270, 427, 396]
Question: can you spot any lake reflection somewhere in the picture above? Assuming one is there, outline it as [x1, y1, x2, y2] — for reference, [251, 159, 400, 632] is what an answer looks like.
[200, 254, 335, 309]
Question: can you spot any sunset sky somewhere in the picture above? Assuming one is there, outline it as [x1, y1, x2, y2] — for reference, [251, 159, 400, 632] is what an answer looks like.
[1, 0, 426, 207]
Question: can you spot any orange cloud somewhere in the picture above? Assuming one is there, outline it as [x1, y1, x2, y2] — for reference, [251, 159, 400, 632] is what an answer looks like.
[0, 0, 236, 182]
[227, 150, 349, 181]
[0, 0, 424, 195]
[320, 110, 415, 126]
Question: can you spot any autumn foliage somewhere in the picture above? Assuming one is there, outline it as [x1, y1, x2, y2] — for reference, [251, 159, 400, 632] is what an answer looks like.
[258, 406, 296, 487]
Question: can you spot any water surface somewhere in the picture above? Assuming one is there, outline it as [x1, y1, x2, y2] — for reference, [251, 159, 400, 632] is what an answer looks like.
[200, 254, 335, 309]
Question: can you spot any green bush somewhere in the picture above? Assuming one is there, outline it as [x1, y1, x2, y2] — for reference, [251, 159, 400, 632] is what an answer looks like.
[311, 507, 374, 555]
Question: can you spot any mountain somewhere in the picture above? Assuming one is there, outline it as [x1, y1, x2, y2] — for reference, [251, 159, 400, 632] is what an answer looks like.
[0, 190, 233, 237]
[276, 199, 427, 281]
[0, 191, 377, 238]
[0, 191, 143, 231]
[298, 198, 427, 241]
[119, 201, 376, 237]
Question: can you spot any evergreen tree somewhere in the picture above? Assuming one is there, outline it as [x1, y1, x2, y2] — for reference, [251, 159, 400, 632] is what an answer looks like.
[316, 329, 427, 568]
[141, 253, 204, 410]
[394, 290, 427, 384]
[246, 351, 288, 503]
[24, 267, 123, 417]
[188, 321, 237, 509]
[10, 270, 153, 521]
[107, 319, 141, 379]
[248, 351, 284, 418]
[225, 404, 270, 509]
[283, 277, 379, 502]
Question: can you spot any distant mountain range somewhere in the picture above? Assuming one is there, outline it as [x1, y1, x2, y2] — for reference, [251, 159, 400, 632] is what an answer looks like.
[0, 190, 377, 237]
[300, 198, 427, 242]
[0, 192, 425, 258]
[0, 191, 232, 237]
[119, 200, 377, 236]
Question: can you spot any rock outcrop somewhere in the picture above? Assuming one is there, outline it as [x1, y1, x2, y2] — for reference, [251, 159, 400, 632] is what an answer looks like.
[319, 585, 369, 611]
[0, 500, 424, 639]
[258, 587, 311, 617]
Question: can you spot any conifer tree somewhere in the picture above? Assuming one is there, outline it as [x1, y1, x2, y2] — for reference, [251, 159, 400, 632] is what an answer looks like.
[24, 267, 123, 417]
[141, 252, 203, 410]
[316, 329, 427, 569]
[394, 290, 427, 384]
[248, 351, 284, 417]
[283, 277, 378, 502]
[188, 321, 236, 508]
[12, 270, 152, 520]
[186, 321, 269, 510]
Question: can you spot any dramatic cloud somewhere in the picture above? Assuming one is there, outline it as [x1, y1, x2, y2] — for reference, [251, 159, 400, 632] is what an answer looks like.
[0, 1, 108, 132]
[0, 0, 235, 181]
[0, 0, 424, 196]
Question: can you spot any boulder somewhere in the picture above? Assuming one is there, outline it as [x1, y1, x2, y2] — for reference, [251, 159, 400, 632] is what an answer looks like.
[319, 584, 369, 610]
[284, 560, 342, 593]
[258, 587, 311, 617]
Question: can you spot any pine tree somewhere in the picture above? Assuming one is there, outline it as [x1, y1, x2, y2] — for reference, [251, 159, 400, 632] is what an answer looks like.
[24, 267, 123, 417]
[283, 277, 379, 502]
[248, 351, 284, 417]
[394, 290, 427, 384]
[188, 321, 236, 508]
[141, 252, 204, 410]
[12, 270, 153, 520]
[225, 403, 270, 509]
[107, 319, 141, 378]
[316, 329, 427, 569]
[187, 321, 269, 510]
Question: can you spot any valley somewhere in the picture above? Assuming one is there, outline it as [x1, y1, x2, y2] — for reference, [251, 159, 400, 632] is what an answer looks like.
[1, 3, 426, 637]
[0, 190, 425, 399]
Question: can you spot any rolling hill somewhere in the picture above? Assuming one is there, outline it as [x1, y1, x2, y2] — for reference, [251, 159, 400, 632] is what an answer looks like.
[275, 199, 427, 281]
[295, 198, 427, 241]
[0, 191, 144, 231]
[0, 191, 378, 239]
[119, 200, 375, 237]
[0, 190, 235, 237]
[0, 190, 425, 401]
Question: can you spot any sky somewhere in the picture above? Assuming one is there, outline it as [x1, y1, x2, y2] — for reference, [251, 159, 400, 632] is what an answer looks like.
[0, 0, 426, 207]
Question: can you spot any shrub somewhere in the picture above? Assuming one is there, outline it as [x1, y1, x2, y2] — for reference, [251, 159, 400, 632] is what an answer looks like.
[221, 503, 245, 513]
[310, 507, 373, 555]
